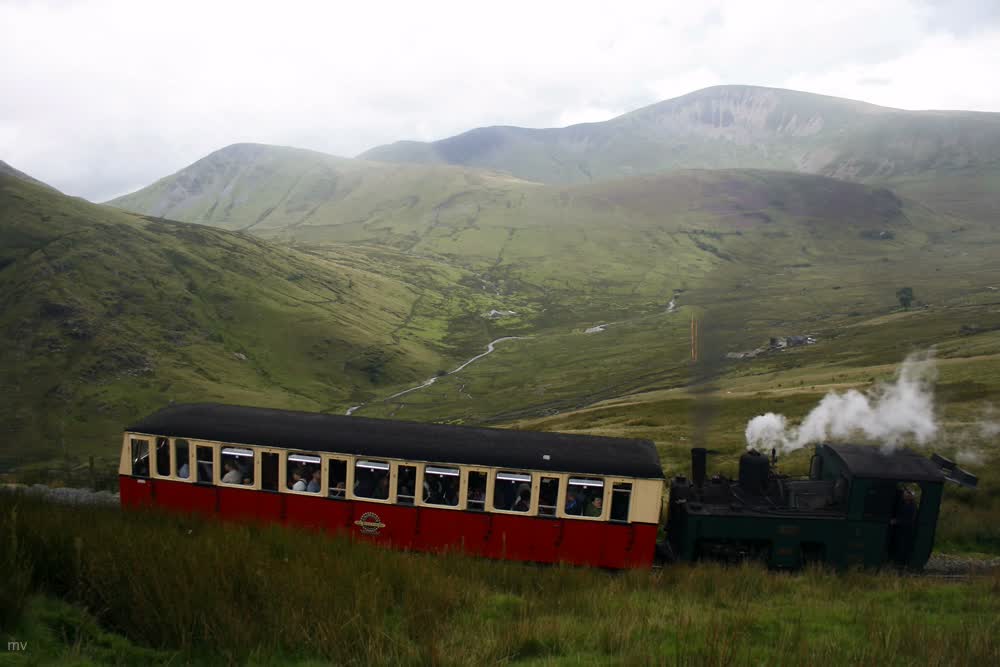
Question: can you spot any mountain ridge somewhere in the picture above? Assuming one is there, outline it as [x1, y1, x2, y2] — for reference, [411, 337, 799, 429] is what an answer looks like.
[356, 84, 1000, 222]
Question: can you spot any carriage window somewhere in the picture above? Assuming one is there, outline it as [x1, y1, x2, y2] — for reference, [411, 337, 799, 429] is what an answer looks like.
[566, 478, 604, 518]
[221, 447, 254, 486]
[261, 452, 279, 491]
[196, 445, 214, 483]
[328, 459, 348, 498]
[354, 460, 390, 500]
[423, 466, 460, 506]
[396, 464, 416, 505]
[467, 471, 487, 511]
[288, 453, 321, 493]
[175, 439, 191, 479]
[130, 439, 150, 477]
[610, 483, 632, 522]
[494, 471, 532, 512]
[155, 437, 171, 477]
[539, 477, 560, 516]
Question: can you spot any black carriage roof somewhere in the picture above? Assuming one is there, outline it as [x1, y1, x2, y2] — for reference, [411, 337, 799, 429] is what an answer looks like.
[127, 403, 665, 480]
[821, 443, 944, 483]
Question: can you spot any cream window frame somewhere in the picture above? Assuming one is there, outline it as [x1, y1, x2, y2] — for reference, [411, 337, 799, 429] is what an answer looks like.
[416, 463, 465, 511]
[350, 458, 394, 504]
[217, 446, 257, 490]
[393, 461, 419, 506]
[281, 451, 325, 496]
[490, 470, 539, 516]
[252, 447, 284, 492]
[463, 467, 491, 512]
[537, 473, 564, 517]
[129, 436, 151, 478]
[151, 436, 172, 479]
[173, 439, 194, 483]
[606, 478, 635, 523]
[325, 454, 351, 499]
[558, 476, 607, 521]
[192, 441, 219, 485]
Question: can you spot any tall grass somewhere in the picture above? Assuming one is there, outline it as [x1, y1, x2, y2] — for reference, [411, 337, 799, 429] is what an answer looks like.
[0, 506, 33, 631]
[2, 493, 998, 665]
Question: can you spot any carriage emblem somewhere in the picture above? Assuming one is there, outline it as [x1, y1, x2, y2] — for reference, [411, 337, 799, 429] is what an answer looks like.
[354, 512, 386, 535]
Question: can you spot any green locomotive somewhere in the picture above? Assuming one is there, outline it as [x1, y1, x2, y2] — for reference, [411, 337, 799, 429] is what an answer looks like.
[666, 443, 977, 569]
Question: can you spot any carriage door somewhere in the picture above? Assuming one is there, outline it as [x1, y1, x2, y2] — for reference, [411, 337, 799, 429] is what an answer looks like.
[123, 437, 153, 506]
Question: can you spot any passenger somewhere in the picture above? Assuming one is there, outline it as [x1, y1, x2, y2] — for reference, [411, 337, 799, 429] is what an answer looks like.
[584, 496, 603, 517]
[469, 486, 485, 502]
[221, 460, 242, 485]
[445, 478, 459, 506]
[565, 490, 581, 515]
[512, 488, 531, 512]
[307, 469, 321, 493]
[242, 476, 252, 486]
[290, 467, 307, 492]
[375, 475, 390, 500]
[331, 480, 346, 498]
[177, 462, 190, 479]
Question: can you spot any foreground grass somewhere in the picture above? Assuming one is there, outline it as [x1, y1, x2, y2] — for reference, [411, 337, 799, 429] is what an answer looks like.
[1, 496, 998, 665]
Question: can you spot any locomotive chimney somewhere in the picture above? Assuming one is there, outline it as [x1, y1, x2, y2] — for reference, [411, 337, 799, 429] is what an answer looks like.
[692, 447, 707, 488]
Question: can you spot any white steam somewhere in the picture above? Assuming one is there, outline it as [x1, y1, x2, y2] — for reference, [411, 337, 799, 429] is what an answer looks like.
[745, 350, 939, 454]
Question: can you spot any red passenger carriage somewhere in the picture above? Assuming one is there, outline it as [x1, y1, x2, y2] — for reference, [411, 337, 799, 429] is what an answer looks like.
[119, 404, 665, 568]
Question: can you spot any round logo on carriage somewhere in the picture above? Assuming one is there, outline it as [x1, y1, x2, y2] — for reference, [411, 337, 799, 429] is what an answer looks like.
[354, 512, 386, 535]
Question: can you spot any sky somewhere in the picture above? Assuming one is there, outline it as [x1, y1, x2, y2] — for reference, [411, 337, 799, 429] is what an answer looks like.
[2, 0, 999, 201]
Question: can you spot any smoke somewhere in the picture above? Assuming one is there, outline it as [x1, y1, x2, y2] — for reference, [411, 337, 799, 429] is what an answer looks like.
[980, 405, 1000, 439]
[745, 350, 939, 454]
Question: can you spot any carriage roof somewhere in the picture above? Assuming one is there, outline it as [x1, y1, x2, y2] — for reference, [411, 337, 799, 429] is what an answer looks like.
[127, 403, 665, 480]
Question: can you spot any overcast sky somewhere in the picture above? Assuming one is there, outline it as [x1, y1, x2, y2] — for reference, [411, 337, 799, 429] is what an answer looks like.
[2, 0, 999, 201]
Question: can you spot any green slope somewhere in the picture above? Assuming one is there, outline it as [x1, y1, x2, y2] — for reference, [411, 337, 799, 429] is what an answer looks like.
[0, 158, 58, 191]
[359, 85, 1000, 222]
[0, 173, 517, 470]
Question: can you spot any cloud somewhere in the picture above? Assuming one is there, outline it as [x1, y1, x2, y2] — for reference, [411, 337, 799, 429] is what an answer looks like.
[0, 0, 998, 200]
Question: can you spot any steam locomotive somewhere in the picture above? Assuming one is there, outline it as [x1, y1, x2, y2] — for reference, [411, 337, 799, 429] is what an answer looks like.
[666, 443, 978, 569]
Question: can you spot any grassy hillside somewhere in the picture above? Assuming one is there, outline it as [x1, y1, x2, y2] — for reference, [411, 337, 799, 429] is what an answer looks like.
[97, 147, 1000, 445]
[0, 173, 516, 471]
[2, 494, 998, 665]
[359, 85, 1000, 222]
[0, 159, 56, 191]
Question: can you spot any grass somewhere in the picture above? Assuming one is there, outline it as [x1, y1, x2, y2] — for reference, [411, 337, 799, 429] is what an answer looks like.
[1, 494, 998, 665]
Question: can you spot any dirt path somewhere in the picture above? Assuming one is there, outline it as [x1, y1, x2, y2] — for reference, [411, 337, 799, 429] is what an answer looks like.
[346, 336, 528, 415]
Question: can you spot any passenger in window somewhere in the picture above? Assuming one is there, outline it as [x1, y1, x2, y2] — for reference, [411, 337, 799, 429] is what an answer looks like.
[331, 480, 346, 497]
[444, 477, 459, 505]
[221, 460, 242, 485]
[291, 467, 307, 491]
[178, 461, 190, 479]
[585, 496, 603, 517]
[565, 490, 581, 515]
[305, 469, 320, 493]
[512, 487, 531, 512]
[375, 475, 390, 500]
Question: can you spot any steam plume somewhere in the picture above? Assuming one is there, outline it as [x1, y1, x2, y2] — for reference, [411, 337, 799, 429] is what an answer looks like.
[745, 350, 939, 454]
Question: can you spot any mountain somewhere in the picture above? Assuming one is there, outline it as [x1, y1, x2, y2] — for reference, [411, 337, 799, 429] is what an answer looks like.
[107, 143, 528, 232]
[0, 172, 512, 469]
[0, 159, 57, 191]
[359, 85, 1000, 222]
